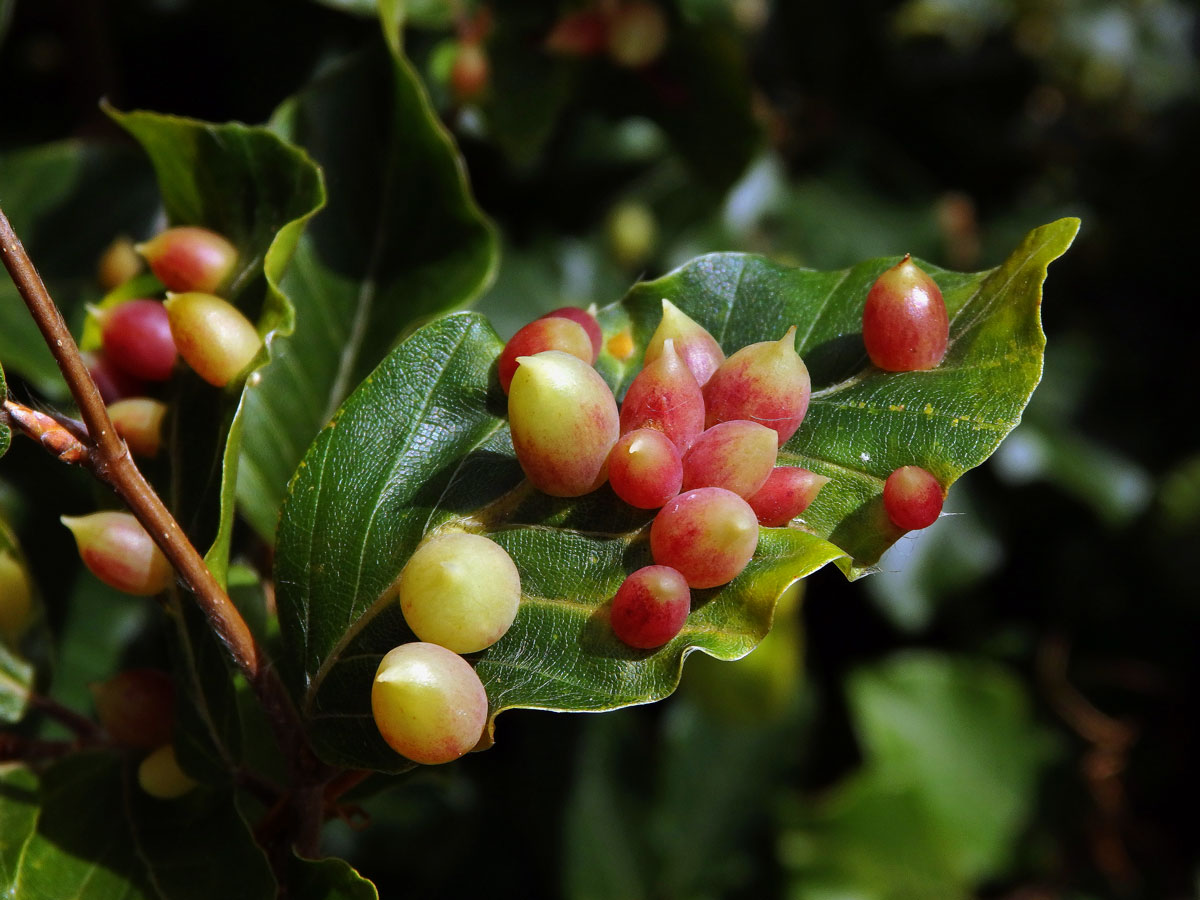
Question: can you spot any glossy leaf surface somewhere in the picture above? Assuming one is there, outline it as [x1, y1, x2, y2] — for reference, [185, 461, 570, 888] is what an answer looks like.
[237, 36, 496, 541]
[596, 218, 1079, 577]
[276, 219, 1076, 770]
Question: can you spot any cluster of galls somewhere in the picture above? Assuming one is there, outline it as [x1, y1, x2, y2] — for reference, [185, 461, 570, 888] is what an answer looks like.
[443, 2, 670, 106]
[372, 532, 521, 766]
[42, 225, 262, 798]
[59, 225, 265, 595]
[366, 255, 953, 768]
[544, 1, 669, 69]
[506, 300, 822, 650]
[91, 225, 262, 405]
[2, 547, 192, 797]
[863, 255, 951, 531]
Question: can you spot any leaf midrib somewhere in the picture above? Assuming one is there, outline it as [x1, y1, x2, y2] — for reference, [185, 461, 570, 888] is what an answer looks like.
[321, 157, 398, 424]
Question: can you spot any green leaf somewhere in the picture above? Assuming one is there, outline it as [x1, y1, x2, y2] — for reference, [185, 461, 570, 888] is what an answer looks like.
[237, 36, 496, 541]
[167, 597, 244, 783]
[48, 573, 155, 714]
[0, 141, 158, 397]
[598, 217, 1080, 577]
[0, 519, 34, 723]
[107, 106, 325, 583]
[780, 774, 970, 900]
[104, 108, 322, 788]
[0, 765, 38, 889]
[122, 765, 276, 899]
[289, 854, 379, 900]
[276, 219, 1075, 770]
[0, 643, 31, 724]
[4, 751, 276, 899]
[275, 311, 843, 770]
[846, 652, 1054, 881]
[780, 653, 1054, 899]
[564, 689, 805, 900]
[479, 10, 577, 168]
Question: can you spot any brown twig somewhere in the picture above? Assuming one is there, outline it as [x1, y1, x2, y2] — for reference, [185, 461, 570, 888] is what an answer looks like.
[29, 692, 103, 741]
[0, 206, 333, 844]
[1038, 635, 1139, 890]
[236, 768, 286, 807]
[0, 207, 261, 679]
[0, 733, 78, 763]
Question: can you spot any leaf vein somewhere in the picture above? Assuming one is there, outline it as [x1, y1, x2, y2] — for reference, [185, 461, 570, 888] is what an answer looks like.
[797, 267, 851, 350]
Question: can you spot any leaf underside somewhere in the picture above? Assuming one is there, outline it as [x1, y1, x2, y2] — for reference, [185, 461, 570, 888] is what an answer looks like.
[237, 40, 496, 543]
[276, 218, 1079, 771]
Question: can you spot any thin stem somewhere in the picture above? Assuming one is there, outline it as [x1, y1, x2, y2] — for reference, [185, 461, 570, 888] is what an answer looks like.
[323, 768, 371, 805]
[236, 769, 285, 807]
[0, 206, 262, 679]
[0, 205, 340, 875]
[0, 733, 77, 763]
